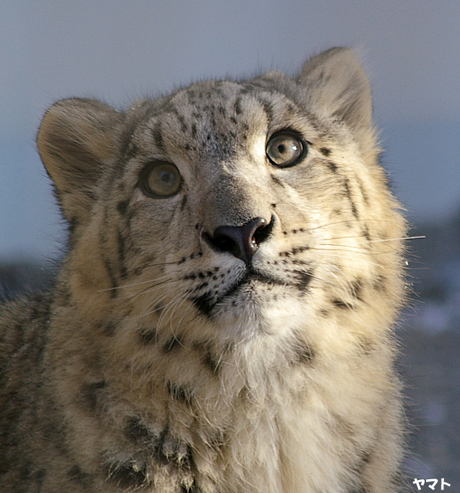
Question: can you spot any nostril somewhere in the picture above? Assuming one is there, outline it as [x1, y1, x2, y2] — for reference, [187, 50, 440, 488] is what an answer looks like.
[253, 215, 275, 245]
[203, 216, 275, 264]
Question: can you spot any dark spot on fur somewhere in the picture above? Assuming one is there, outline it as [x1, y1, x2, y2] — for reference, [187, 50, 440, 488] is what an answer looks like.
[294, 270, 313, 292]
[270, 174, 285, 187]
[362, 224, 371, 241]
[68, 215, 79, 240]
[152, 126, 164, 152]
[162, 336, 183, 353]
[390, 470, 403, 489]
[330, 413, 355, 438]
[82, 381, 107, 411]
[343, 179, 359, 219]
[259, 98, 274, 123]
[177, 114, 188, 134]
[203, 351, 221, 374]
[154, 428, 171, 465]
[0, 461, 10, 476]
[19, 464, 47, 485]
[292, 246, 309, 254]
[119, 126, 139, 161]
[68, 465, 93, 488]
[326, 160, 338, 173]
[154, 428, 193, 470]
[205, 429, 228, 449]
[18, 462, 33, 480]
[234, 97, 243, 114]
[176, 445, 193, 470]
[372, 275, 387, 292]
[347, 451, 373, 490]
[351, 279, 364, 301]
[167, 382, 194, 405]
[320, 147, 331, 156]
[103, 321, 118, 336]
[192, 292, 215, 316]
[125, 416, 153, 444]
[116, 200, 129, 215]
[138, 327, 158, 345]
[332, 299, 354, 309]
[103, 255, 118, 297]
[292, 338, 315, 364]
[180, 195, 188, 212]
[33, 468, 47, 485]
[117, 230, 128, 279]
[360, 450, 372, 466]
[191, 123, 197, 138]
[358, 179, 370, 205]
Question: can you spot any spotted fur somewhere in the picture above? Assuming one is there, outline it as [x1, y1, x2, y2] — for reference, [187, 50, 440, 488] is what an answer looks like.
[0, 48, 407, 492]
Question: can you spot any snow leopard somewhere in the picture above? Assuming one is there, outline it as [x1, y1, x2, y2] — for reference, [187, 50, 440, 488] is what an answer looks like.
[0, 47, 407, 492]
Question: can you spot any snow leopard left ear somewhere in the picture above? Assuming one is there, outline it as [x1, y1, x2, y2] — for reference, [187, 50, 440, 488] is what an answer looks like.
[299, 47, 373, 139]
[37, 98, 122, 227]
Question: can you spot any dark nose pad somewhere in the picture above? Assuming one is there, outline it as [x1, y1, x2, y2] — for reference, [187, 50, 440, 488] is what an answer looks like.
[204, 216, 274, 265]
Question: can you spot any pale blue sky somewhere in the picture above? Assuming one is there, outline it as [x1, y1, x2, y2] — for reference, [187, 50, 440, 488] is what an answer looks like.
[1, 0, 459, 260]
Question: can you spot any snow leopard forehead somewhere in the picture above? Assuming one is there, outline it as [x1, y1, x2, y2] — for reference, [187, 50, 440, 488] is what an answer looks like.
[120, 76, 328, 169]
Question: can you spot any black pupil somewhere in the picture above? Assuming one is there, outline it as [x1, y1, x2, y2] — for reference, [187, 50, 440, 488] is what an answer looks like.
[278, 144, 287, 155]
[275, 139, 299, 160]
[161, 170, 174, 185]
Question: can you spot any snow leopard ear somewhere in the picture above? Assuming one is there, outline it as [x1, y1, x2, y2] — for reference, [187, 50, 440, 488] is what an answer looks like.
[299, 47, 374, 139]
[37, 98, 122, 225]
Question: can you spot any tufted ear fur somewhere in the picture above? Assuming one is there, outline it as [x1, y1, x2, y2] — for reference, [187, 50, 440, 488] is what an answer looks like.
[37, 98, 122, 226]
[299, 47, 376, 155]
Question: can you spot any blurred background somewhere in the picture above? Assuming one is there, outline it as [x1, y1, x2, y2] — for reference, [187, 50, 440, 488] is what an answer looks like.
[1, 0, 459, 486]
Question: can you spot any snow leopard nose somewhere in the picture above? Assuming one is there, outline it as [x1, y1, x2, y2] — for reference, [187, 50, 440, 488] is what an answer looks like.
[204, 216, 274, 265]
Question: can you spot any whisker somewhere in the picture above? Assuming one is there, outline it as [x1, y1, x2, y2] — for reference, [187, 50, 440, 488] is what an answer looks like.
[113, 277, 180, 303]
[311, 243, 404, 256]
[157, 291, 191, 333]
[317, 234, 423, 243]
[126, 290, 176, 321]
[295, 218, 393, 234]
[98, 259, 196, 292]
[367, 235, 425, 243]
[99, 277, 167, 292]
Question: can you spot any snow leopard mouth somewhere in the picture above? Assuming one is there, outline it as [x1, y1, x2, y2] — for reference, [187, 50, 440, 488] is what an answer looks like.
[191, 267, 312, 317]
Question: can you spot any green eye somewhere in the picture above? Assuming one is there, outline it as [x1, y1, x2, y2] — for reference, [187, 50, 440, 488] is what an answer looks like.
[266, 131, 307, 168]
[140, 161, 182, 198]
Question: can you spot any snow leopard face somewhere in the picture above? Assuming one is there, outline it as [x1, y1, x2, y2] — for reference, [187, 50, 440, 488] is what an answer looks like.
[38, 50, 405, 350]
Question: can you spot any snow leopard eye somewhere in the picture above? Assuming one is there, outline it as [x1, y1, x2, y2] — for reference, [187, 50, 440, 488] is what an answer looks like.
[139, 161, 182, 198]
[266, 131, 307, 168]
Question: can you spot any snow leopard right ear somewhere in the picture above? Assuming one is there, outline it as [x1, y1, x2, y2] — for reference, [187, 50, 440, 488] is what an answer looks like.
[299, 48, 374, 148]
[37, 98, 122, 225]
